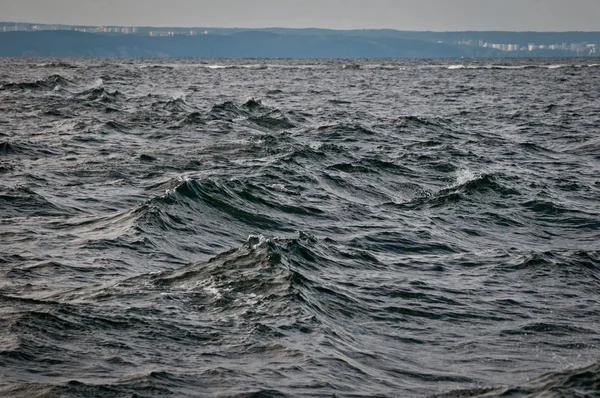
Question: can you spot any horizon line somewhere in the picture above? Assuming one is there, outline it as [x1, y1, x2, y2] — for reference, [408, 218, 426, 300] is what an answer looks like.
[2, 22, 600, 34]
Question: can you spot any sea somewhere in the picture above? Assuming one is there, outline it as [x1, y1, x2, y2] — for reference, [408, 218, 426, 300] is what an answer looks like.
[0, 58, 599, 397]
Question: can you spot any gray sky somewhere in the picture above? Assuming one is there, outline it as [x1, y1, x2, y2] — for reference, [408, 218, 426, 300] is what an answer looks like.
[1, 0, 599, 31]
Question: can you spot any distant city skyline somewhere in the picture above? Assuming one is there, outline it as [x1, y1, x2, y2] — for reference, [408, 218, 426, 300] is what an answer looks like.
[1, 0, 600, 32]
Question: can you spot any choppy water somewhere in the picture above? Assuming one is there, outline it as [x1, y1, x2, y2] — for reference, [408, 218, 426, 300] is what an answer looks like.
[1, 58, 600, 397]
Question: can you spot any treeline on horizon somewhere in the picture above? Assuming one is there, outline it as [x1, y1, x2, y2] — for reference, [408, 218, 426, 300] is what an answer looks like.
[0, 29, 598, 58]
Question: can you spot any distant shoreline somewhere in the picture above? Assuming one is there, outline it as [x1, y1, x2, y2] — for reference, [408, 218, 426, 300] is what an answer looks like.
[1, 29, 598, 58]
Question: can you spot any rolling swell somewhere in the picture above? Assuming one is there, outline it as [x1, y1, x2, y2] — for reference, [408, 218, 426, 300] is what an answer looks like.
[0, 74, 73, 91]
[1, 58, 600, 397]
[433, 361, 600, 397]
[3, 235, 371, 396]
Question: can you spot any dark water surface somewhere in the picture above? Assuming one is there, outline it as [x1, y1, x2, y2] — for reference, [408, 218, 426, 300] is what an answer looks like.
[1, 58, 599, 397]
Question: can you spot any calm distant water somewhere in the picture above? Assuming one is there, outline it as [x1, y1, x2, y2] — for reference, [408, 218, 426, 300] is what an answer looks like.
[1, 58, 599, 397]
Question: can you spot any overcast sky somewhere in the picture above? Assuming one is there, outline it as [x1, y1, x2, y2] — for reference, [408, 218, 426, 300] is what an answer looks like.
[1, 0, 599, 31]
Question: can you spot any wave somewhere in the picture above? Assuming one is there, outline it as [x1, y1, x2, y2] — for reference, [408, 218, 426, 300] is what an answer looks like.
[504, 249, 600, 277]
[138, 63, 275, 71]
[432, 361, 600, 397]
[52, 233, 329, 319]
[445, 64, 595, 70]
[519, 198, 600, 230]
[136, 63, 345, 71]
[445, 171, 519, 196]
[34, 173, 323, 270]
[138, 64, 178, 70]
[388, 171, 520, 210]
[0, 371, 290, 398]
[201, 63, 329, 71]
[363, 64, 407, 70]
[151, 97, 197, 114]
[153, 176, 324, 226]
[204, 64, 269, 70]
[174, 111, 205, 126]
[0, 140, 16, 154]
[316, 123, 377, 139]
[560, 136, 600, 157]
[0, 186, 73, 218]
[202, 99, 298, 131]
[34, 61, 78, 69]
[446, 64, 536, 70]
[446, 64, 588, 70]
[201, 63, 404, 71]
[126, 235, 299, 296]
[0, 139, 63, 157]
[0, 163, 15, 173]
[101, 120, 131, 133]
[49, 231, 374, 340]
[190, 62, 600, 72]
[76, 86, 124, 103]
[48, 174, 325, 263]
[393, 115, 459, 133]
[208, 99, 268, 119]
[0, 74, 74, 91]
